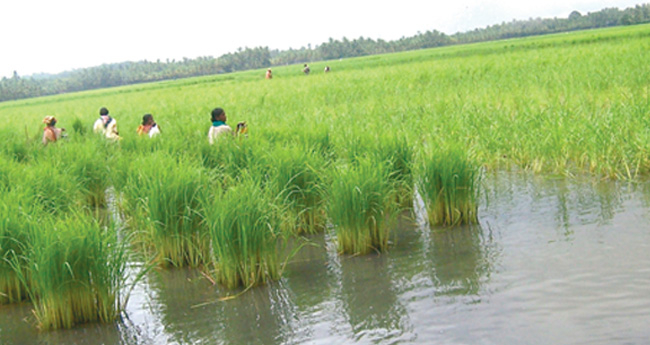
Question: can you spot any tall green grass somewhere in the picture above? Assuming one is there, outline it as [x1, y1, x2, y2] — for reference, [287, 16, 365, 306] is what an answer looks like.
[14, 212, 128, 330]
[201, 175, 282, 289]
[376, 134, 415, 208]
[120, 152, 211, 268]
[263, 145, 329, 234]
[418, 147, 480, 226]
[327, 157, 400, 255]
[21, 161, 82, 214]
[48, 137, 112, 208]
[0, 190, 35, 304]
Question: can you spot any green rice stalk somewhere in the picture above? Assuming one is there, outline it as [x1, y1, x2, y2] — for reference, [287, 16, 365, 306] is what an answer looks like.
[264, 146, 329, 235]
[375, 134, 415, 209]
[418, 147, 480, 226]
[50, 138, 112, 208]
[0, 190, 36, 304]
[201, 175, 282, 289]
[121, 152, 211, 268]
[327, 157, 400, 255]
[21, 161, 83, 214]
[17, 212, 128, 330]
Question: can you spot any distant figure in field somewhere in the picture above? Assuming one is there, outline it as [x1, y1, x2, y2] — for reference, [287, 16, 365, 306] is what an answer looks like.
[42, 116, 65, 145]
[324, 65, 330, 73]
[137, 114, 161, 138]
[266, 68, 273, 79]
[303, 64, 310, 75]
[93, 107, 120, 140]
[208, 107, 247, 144]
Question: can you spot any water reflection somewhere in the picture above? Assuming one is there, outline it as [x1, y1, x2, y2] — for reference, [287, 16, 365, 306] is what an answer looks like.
[215, 284, 296, 345]
[429, 226, 490, 297]
[147, 268, 221, 344]
[482, 172, 627, 241]
[338, 252, 414, 343]
[147, 267, 302, 345]
[282, 235, 335, 311]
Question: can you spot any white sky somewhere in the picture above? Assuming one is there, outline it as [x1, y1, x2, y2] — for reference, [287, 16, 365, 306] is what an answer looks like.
[0, 0, 645, 78]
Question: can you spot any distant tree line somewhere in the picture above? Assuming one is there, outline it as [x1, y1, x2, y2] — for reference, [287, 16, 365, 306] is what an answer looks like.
[2, 4, 649, 103]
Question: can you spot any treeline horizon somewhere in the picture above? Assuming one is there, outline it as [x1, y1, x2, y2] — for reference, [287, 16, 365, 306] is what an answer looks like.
[1, 3, 649, 103]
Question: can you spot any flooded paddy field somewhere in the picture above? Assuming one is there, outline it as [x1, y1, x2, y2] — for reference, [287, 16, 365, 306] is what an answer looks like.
[2, 172, 649, 345]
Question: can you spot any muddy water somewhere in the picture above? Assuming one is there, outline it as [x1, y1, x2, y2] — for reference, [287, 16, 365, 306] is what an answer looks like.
[2, 172, 650, 344]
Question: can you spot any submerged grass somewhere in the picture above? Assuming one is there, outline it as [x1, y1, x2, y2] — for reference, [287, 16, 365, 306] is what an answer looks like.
[120, 152, 211, 268]
[0, 190, 35, 304]
[263, 145, 329, 234]
[328, 157, 400, 255]
[201, 175, 282, 289]
[418, 147, 480, 226]
[376, 134, 415, 209]
[15, 212, 128, 330]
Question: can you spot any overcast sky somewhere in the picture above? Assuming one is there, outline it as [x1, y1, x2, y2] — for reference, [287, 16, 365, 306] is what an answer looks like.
[0, 0, 645, 78]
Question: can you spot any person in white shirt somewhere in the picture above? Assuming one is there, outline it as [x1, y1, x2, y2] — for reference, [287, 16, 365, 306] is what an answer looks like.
[93, 107, 120, 140]
[137, 114, 161, 138]
[208, 107, 246, 144]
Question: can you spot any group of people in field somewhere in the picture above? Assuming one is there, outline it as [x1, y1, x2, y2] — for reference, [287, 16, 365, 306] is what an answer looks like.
[41, 63, 329, 145]
[42, 106, 247, 145]
[264, 64, 330, 79]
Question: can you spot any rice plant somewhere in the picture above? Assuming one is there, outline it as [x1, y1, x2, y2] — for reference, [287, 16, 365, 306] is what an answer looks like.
[121, 152, 211, 268]
[327, 157, 400, 255]
[15, 212, 128, 330]
[51, 138, 112, 208]
[200, 175, 282, 289]
[0, 190, 35, 304]
[417, 146, 481, 226]
[22, 161, 83, 214]
[263, 145, 329, 234]
[376, 133, 415, 209]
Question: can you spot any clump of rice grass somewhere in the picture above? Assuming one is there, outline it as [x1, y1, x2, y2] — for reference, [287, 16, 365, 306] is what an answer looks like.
[198, 134, 261, 178]
[417, 146, 481, 226]
[71, 117, 87, 136]
[121, 152, 211, 268]
[201, 175, 282, 289]
[376, 134, 415, 208]
[22, 161, 82, 214]
[264, 146, 329, 235]
[0, 128, 42, 163]
[51, 138, 112, 208]
[15, 212, 128, 330]
[327, 157, 400, 255]
[0, 190, 35, 304]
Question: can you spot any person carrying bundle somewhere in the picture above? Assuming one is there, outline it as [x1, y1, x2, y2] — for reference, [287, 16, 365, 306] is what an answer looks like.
[208, 107, 247, 144]
[137, 114, 161, 137]
[42, 116, 65, 145]
[93, 107, 120, 140]
[266, 68, 273, 79]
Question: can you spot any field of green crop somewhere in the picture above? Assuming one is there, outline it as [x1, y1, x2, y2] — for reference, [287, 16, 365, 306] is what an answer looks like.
[1, 23, 649, 330]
